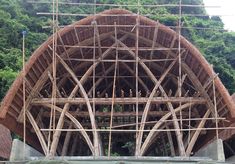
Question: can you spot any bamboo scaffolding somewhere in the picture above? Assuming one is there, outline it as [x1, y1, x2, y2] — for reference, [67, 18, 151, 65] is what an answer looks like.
[108, 22, 118, 157]
[15, 0, 233, 158]
[37, 12, 235, 19]
[40, 126, 235, 132]
[28, 1, 221, 8]
[56, 45, 185, 51]
[213, 73, 219, 139]
[22, 29, 26, 160]
[135, 2, 140, 155]
[62, 58, 177, 63]
[92, 1, 98, 156]
[178, 0, 183, 144]
[42, 24, 227, 31]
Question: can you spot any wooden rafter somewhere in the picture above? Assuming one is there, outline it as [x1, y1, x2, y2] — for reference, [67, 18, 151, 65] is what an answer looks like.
[149, 22, 159, 66]
[120, 62, 149, 93]
[92, 21, 108, 86]
[87, 64, 115, 96]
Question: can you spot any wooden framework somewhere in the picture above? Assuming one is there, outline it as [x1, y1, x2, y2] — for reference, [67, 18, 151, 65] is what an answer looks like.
[0, 9, 235, 158]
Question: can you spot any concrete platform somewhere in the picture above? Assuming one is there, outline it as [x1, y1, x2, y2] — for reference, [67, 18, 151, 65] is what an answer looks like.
[6, 139, 232, 164]
[4, 157, 229, 164]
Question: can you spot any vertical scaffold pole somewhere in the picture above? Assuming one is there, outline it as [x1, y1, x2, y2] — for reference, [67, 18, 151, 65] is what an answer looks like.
[92, 0, 97, 157]
[178, 0, 183, 133]
[108, 22, 118, 158]
[47, 0, 58, 158]
[135, 0, 140, 158]
[22, 30, 27, 160]
[212, 71, 219, 139]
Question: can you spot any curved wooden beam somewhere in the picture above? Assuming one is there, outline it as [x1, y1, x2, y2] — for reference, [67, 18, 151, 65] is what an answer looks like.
[186, 109, 211, 155]
[114, 39, 186, 156]
[182, 62, 216, 116]
[48, 34, 129, 156]
[17, 32, 115, 122]
[124, 30, 216, 115]
[140, 102, 195, 155]
[137, 58, 178, 156]
[42, 103, 95, 155]
[49, 54, 101, 156]
[26, 111, 48, 155]
[123, 32, 218, 155]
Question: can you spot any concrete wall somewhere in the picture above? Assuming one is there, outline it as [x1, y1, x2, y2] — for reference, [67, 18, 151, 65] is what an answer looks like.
[9, 139, 43, 161]
[195, 139, 225, 162]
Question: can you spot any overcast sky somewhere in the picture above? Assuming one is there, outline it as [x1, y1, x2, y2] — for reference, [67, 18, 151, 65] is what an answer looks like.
[203, 0, 235, 31]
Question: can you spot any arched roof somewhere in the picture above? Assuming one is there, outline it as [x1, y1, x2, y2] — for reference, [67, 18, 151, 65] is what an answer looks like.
[0, 9, 235, 155]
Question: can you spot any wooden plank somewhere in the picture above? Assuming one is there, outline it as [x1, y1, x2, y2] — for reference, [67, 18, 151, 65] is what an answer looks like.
[149, 22, 159, 62]
[32, 97, 206, 105]
[41, 110, 197, 118]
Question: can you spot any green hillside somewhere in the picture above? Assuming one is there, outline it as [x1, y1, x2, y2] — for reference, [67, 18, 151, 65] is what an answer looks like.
[0, 0, 235, 99]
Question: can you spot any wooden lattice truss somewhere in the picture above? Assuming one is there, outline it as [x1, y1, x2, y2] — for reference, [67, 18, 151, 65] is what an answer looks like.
[0, 9, 235, 157]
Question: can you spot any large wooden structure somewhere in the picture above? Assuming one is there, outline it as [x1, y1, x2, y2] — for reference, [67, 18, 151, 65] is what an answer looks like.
[0, 9, 235, 157]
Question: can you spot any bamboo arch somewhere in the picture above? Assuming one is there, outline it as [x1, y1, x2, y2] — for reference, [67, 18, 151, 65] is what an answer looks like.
[0, 9, 235, 157]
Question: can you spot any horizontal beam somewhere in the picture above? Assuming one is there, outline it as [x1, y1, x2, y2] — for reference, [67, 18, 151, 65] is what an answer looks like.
[32, 97, 206, 105]
[42, 110, 197, 118]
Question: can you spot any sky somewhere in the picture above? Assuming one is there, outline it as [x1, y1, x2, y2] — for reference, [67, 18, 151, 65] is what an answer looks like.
[203, 0, 235, 31]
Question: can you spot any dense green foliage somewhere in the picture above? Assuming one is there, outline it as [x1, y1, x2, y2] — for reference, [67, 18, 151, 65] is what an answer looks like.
[0, 0, 235, 100]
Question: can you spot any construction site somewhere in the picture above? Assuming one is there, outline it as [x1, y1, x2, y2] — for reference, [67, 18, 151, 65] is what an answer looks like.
[0, 0, 235, 163]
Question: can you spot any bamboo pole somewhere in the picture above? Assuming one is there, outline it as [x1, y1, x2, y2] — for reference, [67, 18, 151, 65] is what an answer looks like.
[27, 111, 48, 154]
[61, 124, 73, 156]
[28, 1, 221, 8]
[112, 38, 185, 156]
[108, 22, 118, 157]
[22, 30, 26, 159]
[40, 125, 235, 133]
[186, 110, 211, 155]
[212, 73, 219, 139]
[42, 104, 95, 154]
[136, 58, 178, 155]
[135, 2, 140, 156]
